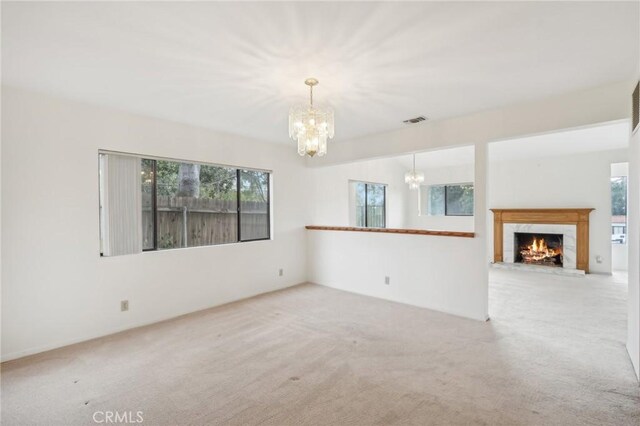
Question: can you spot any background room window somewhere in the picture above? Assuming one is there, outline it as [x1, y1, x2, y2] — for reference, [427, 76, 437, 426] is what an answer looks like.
[427, 185, 445, 216]
[354, 182, 386, 228]
[611, 176, 627, 244]
[426, 183, 474, 216]
[99, 152, 271, 256]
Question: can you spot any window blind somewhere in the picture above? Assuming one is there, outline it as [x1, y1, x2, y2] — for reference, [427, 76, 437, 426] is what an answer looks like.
[100, 154, 142, 256]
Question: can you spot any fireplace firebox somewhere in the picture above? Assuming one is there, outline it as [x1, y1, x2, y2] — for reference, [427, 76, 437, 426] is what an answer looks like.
[514, 232, 563, 267]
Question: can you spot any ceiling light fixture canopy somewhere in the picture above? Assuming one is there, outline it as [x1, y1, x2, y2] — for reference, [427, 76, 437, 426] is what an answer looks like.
[405, 153, 425, 190]
[289, 78, 334, 157]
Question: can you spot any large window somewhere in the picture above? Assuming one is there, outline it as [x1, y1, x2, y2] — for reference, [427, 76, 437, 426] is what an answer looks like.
[354, 182, 386, 228]
[426, 183, 474, 216]
[99, 153, 270, 256]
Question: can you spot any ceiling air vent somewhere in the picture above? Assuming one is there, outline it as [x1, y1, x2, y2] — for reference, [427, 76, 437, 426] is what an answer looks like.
[633, 81, 639, 134]
[403, 116, 427, 124]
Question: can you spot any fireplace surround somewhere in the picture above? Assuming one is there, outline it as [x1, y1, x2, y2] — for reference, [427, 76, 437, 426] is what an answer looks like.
[491, 208, 594, 273]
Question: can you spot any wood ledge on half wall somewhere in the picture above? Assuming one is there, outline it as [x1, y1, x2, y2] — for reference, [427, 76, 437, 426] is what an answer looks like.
[305, 226, 475, 238]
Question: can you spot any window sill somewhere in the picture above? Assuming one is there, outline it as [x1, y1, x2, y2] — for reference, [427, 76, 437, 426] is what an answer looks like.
[100, 237, 272, 257]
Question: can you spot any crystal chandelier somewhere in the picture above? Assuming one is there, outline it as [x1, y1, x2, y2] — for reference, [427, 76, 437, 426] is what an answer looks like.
[289, 78, 334, 157]
[405, 154, 425, 190]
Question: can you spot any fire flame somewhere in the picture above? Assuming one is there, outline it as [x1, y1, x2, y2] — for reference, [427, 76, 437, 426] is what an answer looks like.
[521, 237, 561, 262]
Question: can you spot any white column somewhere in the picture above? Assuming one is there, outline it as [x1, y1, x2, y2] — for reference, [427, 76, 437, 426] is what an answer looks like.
[474, 141, 490, 321]
[627, 120, 640, 379]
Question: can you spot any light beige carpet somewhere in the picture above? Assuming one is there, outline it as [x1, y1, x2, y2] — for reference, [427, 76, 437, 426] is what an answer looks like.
[1, 270, 639, 425]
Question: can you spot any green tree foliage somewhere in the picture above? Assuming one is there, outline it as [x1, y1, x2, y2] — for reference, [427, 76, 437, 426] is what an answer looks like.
[154, 160, 268, 202]
[240, 170, 268, 203]
[200, 165, 237, 200]
[156, 161, 237, 200]
[156, 160, 179, 196]
[611, 177, 627, 216]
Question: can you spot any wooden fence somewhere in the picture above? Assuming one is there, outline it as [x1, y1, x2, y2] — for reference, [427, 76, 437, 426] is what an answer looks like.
[143, 197, 268, 249]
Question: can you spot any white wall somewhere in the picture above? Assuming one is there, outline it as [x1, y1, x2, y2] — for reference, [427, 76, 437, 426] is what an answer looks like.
[307, 157, 409, 229]
[406, 164, 475, 232]
[1, 86, 309, 361]
[628, 125, 640, 379]
[612, 238, 630, 272]
[306, 230, 488, 320]
[306, 143, 489, 321]
[488, 149, 627, 274]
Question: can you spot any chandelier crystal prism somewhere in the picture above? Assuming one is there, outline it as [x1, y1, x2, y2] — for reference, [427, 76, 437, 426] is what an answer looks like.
[289, 78, 334, 157]
[405, 153, 425, 190]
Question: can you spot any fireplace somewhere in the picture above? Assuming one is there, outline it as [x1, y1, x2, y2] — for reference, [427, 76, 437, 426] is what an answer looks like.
[514, 232, 563, 267]
[491, 209, 594, 273]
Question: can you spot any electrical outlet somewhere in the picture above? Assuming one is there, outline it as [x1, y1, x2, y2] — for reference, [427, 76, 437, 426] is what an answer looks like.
[121, 300, 129, 312]
[279, 268, 284, 277]
[384, 276, 390, 285]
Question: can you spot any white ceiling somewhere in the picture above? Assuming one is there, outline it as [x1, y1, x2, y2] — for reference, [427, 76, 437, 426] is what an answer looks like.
[2, 2, 639, 144]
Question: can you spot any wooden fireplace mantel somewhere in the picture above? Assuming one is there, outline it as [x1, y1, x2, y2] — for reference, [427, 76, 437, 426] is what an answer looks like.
[490, 208, 594, 273]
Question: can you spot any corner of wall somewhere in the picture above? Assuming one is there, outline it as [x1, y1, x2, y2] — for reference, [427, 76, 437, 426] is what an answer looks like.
[627, 126, 640, 380]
